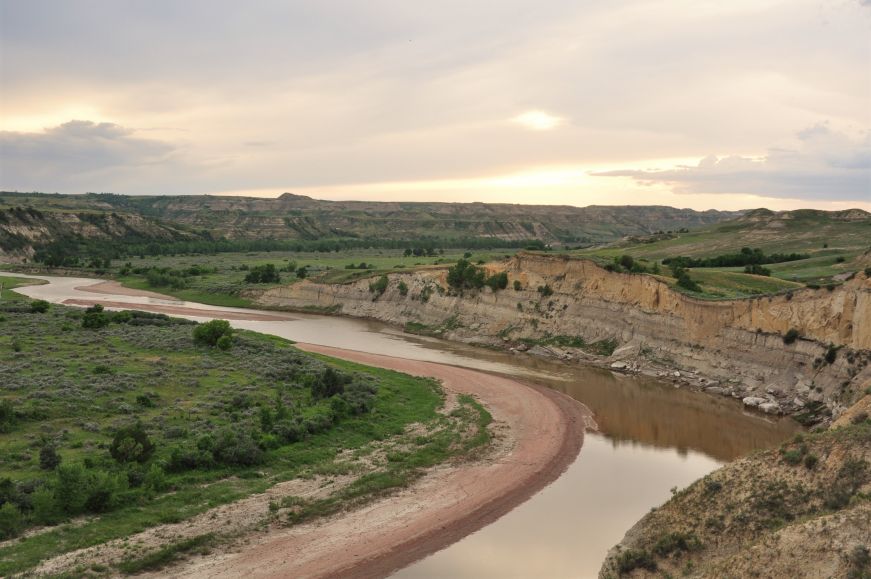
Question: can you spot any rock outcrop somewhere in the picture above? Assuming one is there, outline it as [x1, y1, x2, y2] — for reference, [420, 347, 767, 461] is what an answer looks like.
[250, 252, 871, 424]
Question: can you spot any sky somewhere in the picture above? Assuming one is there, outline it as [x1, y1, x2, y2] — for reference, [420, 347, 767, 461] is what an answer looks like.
[0, 0, 869, 211]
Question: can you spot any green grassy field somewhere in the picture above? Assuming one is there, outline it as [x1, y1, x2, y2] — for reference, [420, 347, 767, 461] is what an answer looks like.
[0, 276, 45, 302]
[0, 296, 490, 575]
[26, 248, 512, 306]
[570, 209, 870, 294]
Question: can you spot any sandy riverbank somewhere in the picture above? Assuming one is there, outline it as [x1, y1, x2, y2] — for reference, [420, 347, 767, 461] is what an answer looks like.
[153, 345, 590, 579]
[62, 298, 295, 321]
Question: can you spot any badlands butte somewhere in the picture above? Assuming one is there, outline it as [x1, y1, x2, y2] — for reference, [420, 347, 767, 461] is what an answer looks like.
[249, 251, 871, 427]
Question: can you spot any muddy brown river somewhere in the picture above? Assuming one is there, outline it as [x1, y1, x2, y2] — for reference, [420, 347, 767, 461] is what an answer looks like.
[5, 274, 799, 578]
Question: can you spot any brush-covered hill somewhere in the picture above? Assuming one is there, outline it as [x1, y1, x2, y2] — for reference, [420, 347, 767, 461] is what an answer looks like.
[589, 208, 871, 259]
[0, 200, 196, 263]
[0, 192, 743, 252]
[599, 397, 871, 578]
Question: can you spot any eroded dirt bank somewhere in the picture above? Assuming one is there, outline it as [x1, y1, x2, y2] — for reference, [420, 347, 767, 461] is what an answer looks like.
[250, 252, 871, 425]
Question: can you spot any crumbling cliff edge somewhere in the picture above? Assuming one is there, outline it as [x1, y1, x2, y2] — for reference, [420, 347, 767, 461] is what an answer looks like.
[249, 252, 871, 426]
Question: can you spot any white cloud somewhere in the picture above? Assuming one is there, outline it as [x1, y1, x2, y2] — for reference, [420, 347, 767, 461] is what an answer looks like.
[590, 125, 871, 201]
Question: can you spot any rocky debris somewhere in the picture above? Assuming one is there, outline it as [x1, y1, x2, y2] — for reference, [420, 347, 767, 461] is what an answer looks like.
[742, 396, 768, 408]
[610, 361, 629, 370]
[758, 401, 782, 415]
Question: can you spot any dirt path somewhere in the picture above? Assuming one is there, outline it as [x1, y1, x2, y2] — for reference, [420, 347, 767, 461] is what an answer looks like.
[162, 344, 590, 579]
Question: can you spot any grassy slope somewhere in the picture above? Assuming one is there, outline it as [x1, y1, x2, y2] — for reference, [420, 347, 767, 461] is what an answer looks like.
[574, 210, 871, 294]
[0, 298, 489, 575]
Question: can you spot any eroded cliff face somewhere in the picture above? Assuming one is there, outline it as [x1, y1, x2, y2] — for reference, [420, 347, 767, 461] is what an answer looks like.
[251, 253, 871, 421]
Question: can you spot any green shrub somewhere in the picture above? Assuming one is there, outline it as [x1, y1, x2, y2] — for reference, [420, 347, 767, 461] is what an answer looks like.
[653, 532, 701, 556]
[782, 449, 803, 466]
[484, 271, 509, 291]
[851, 411, 869, 425]
[244, 263, 280, 284]
[0, 503, 23, 540]
[212, 429, 264, 467]
[447, 259, 485, 291]
[55, 463, 89, 514]
[84, 470, 125, 513]
[39, 444, 61, 470]
[193, 319, 232, 347]
[369, 274, 389, 297]
[537, 284, 554, 297]
[513, 280, 522, 291]
[783, 328, 800, 345]
[397, 281, 408, 296]
[0, 400, 16, 433]
[216, 334, 233, 351]
[31, 486, 60, 525]
[311, 367, 350, 400]
[804, 454, 819, 470]
[825, 344, 838, 364]
[81, 304, 110, 329]
[143, 464, 168, 493]
[617, 549, 656, 573]
[30, 300, 50, 313]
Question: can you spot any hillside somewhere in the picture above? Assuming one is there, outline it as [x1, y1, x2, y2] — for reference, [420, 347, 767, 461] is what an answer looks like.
[0, 204, 195, 263]
[580, 208, 871, 258]
[0, 192, 743, 253]
[576, 208, 871, 286]
[599, 403, 871, 578]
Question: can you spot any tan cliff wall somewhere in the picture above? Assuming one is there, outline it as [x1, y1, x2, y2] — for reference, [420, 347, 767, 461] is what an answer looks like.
[251, 253, 871, 418]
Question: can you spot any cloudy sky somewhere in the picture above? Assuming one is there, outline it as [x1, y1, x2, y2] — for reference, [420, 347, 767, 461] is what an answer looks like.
[1, 0, 869, 210]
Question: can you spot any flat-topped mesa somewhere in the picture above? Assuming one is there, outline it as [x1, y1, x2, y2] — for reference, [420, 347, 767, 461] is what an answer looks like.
[250, 252, 871, 424]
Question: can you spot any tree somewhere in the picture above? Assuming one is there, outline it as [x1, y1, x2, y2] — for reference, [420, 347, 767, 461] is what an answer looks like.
[110, 423, 155, 464]
[619, 255, 634, 270]
[447, 259, 485, 291]
[30, 300, 50, 313]
[485, 271, 509, 291]
[193, 319, 232, 347]
[244, 263, 280, 284]
[55, 463, 88, 514]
